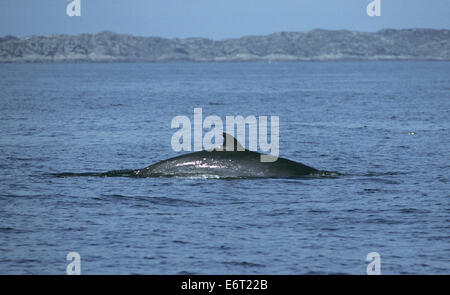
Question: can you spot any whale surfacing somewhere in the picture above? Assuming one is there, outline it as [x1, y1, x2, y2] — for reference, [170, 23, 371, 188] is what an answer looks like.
[131, 133, 323, 178]
[54, 133, 333, 179]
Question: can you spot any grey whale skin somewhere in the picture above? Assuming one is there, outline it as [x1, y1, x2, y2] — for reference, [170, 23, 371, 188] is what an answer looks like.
[131, 133, 322, 178]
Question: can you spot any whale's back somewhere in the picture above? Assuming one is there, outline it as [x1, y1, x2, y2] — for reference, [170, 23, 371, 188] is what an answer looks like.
[133, 150, 318, 178]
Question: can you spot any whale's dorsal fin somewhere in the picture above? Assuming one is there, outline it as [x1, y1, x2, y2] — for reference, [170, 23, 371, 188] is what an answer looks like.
[222, 132, 245, 151]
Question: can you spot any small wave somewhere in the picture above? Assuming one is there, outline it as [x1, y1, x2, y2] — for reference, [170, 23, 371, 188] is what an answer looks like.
[0, 227, 32, 234]
[177, 270, 197, 275]
[149, 196, 205, 207]
[397, 208, 431, 214]
[308, 209, 330, 214]
[108, 194, 205, 207]
[364, 171, 409, 177]
[172, 240, 189, 244]
[366, 218, 403, 225]
[222, 261, 266, 268]
[342, 171, 409, 177]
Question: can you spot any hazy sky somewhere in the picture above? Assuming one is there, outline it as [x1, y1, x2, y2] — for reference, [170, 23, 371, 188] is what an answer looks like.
[1, 0, 449, 39]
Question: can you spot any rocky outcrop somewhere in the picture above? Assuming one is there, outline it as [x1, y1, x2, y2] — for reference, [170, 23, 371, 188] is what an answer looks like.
[1, 29, 449, 62]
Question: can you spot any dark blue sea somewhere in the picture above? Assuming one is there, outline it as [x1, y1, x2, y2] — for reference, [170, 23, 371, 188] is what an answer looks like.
[0, 61, 449, 274]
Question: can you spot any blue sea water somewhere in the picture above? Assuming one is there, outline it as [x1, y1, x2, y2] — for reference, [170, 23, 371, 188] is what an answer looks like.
[0, 61, 449, 274]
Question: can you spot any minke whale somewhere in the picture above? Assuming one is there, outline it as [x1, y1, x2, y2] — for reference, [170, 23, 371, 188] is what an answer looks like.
[55, 133, 334, 179]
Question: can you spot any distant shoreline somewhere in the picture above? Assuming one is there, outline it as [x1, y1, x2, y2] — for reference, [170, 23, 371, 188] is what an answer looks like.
[1, 29, 449, 63]
[2, 59, 450, 65]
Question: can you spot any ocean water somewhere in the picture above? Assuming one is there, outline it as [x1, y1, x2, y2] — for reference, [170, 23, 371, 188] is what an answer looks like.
[0, 61, 449, 274]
